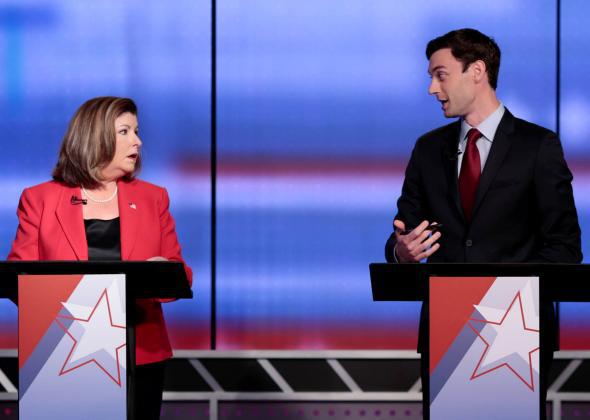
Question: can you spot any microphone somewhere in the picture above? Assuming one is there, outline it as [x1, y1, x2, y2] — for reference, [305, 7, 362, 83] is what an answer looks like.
[71, 196, 87, 205]
[447, 149, 462, 161]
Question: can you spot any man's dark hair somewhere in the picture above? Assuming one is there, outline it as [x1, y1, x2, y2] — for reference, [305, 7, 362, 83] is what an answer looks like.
[426, 28, 501, 89]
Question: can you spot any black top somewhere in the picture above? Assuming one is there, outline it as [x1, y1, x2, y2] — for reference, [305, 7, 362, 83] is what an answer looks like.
[84, 218, 122, 261]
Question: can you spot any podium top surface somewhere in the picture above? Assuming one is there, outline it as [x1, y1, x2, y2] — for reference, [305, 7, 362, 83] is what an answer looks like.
[370, 262, 590, 302]
[0, 260, 192, 299]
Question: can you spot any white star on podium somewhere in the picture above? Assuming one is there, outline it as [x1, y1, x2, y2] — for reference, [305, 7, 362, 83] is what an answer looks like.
[468, 292, 539, 390]
[56, 289, 126, 386]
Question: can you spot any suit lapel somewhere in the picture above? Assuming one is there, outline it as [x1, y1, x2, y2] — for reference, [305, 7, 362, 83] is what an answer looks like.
[55, 185, 88, 260]
[118, 179, 139, 260]
[471, 110, 515, 219]
[442, 122, 463, 218]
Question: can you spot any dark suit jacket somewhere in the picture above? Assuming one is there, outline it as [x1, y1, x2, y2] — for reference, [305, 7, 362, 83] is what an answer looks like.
[8, 178, 193, 365]
[385, 109, 582, 350]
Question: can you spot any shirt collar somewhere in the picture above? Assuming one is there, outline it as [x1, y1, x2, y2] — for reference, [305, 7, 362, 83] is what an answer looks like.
[460, 103, 505, 143]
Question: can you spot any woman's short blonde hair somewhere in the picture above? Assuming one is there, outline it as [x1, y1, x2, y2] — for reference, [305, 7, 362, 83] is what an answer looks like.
[52, 96, 141, 188]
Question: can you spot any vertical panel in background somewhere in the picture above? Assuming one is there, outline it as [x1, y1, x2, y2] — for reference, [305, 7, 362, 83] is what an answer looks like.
[0, 0, 210, 349]
[125, 1, 212, 350]
[559, 0, 590, 349]
[217, 0, 556, 349]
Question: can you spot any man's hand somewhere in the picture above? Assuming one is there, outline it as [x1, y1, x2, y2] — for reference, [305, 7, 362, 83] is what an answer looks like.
[393, 220, 441, 263]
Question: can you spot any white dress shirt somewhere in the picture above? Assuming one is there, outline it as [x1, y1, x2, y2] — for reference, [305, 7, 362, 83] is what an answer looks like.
[457, 104, 505, 176]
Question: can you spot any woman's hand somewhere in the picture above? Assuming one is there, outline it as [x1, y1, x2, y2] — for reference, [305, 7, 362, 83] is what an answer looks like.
[147, 256, 169, 261]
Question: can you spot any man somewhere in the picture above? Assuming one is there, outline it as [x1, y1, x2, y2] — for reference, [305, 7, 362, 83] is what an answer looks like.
[385, 28, 582, 418]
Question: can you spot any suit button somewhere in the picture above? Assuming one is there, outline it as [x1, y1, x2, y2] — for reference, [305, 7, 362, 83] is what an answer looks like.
[465, 239, 473, 247]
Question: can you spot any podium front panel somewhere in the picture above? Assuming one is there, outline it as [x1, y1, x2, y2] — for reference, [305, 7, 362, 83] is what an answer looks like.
[429, 276, 540, 419]
[18, 274, 127, 419]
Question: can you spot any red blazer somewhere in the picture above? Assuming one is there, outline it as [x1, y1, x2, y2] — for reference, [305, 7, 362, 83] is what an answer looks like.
[8, 178, 193, 365]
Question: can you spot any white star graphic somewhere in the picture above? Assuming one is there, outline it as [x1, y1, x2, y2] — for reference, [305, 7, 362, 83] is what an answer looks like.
[468, 292, 539, 390]
[473, 278, 539, 330]
[56, 289, 126, 386]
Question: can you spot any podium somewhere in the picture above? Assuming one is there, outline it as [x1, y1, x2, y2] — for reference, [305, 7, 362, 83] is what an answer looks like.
[0, 260, 192, 420]
[370, 263, 590, 420]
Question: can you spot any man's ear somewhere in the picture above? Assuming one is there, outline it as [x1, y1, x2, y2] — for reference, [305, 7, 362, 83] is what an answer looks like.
[471, 60, 488, 85]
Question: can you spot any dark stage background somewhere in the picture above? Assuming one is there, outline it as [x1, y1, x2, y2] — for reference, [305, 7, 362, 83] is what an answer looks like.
[0, 0, 589, 350]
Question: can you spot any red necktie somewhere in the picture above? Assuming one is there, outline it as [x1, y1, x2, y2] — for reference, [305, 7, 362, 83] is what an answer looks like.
[459, 128, 482, 220]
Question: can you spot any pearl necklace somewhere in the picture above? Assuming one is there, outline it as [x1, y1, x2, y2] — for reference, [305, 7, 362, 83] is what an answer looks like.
[82, 185, 118, 203]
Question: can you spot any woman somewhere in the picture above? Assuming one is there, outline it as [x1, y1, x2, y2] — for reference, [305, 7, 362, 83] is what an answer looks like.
[8, 96, 193, 419]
